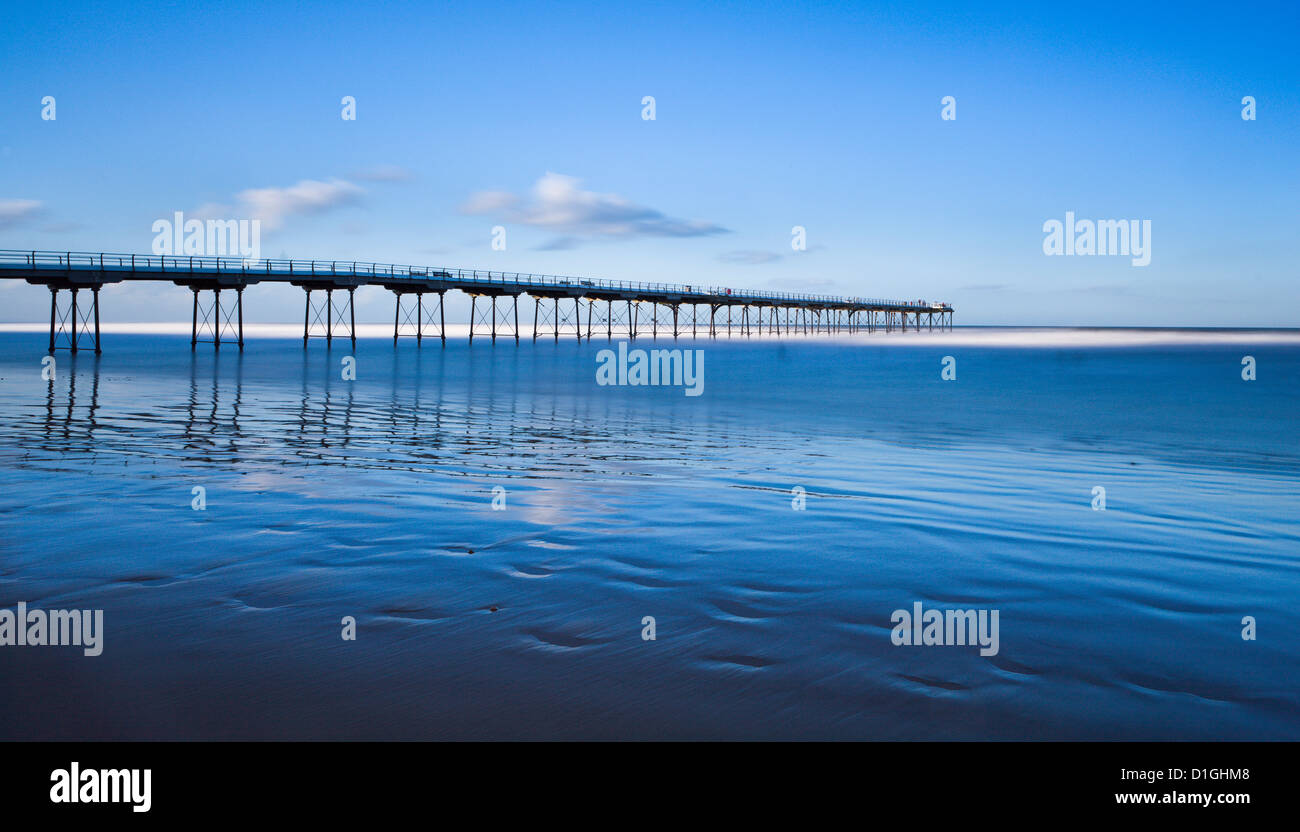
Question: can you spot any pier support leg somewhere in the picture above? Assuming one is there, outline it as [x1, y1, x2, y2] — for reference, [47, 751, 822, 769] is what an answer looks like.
[48, 287, 58, 354]
[93, 287, 102, 354]
[47, 284, 102, 354]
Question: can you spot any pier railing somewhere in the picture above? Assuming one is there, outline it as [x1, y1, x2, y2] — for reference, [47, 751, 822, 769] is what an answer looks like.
[0, 250, 952, 311]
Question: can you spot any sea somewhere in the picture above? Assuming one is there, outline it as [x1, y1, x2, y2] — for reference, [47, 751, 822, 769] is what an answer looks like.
[0, 326, 1296, 739]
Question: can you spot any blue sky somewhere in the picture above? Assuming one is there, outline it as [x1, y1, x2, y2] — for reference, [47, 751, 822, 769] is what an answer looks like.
[1, 0, 1296, 325]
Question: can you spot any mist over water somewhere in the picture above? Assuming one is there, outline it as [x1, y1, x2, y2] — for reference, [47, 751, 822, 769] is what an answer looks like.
[0, 330, 1296, 739]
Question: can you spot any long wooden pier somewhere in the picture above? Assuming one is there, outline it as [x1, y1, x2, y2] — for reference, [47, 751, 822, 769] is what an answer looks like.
[0, 250, 953, 353]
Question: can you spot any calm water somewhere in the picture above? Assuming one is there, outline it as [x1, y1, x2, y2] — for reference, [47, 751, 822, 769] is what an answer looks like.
[0, 329, 1297, 740]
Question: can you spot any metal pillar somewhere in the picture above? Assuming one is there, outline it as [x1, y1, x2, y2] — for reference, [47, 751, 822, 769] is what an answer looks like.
[302, 286, 352, 347]
[46, 285, 102, 354]
[48, 287, 57, 353]
[394, 291, 445, 346]
[93, 288, 101, 353]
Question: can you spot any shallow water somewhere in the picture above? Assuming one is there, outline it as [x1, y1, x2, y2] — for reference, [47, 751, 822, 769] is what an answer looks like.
[0, 329, 1296, 739]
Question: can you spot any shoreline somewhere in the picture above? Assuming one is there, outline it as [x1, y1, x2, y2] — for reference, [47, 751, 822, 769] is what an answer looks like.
[3, 323, 1300, 348]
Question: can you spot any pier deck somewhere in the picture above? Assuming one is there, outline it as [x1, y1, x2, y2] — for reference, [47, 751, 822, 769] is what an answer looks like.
[0, 250, 953, 352]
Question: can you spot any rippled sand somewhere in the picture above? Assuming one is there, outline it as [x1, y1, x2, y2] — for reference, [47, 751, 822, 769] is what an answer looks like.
[0, 331, 1296, 739]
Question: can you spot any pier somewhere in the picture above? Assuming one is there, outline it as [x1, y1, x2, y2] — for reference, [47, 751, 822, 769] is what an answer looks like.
[0, 250, 953, 353]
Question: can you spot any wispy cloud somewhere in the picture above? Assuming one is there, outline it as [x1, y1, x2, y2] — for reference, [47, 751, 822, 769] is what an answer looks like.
[718, 249, 782, 265]
[235, 179, 363, 231]
[461, 173, 728, 245]
[461, 190, 518, 215]
[0, 199, 42, 229]
[41, 221, 85, 234]
[534, 236, 581, 251]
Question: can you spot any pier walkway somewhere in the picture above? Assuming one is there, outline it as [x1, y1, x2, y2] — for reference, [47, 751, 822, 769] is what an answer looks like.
[0, 250, 953, 353]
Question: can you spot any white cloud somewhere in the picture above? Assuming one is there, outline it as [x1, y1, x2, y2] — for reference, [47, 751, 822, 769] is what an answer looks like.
[0, 199, 42, 228]
[235, 179, 363, 231]
[460, 173, 728, 243]
[460, 190, 518, 215]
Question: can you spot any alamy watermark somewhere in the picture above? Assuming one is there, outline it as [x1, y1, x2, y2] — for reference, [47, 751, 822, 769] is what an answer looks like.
[152, 210, 261, 263]
[596, 342, 704, 397]
[1043, 212, 1150, 266]
[890, 601, 999, 656]
[0, 601, 103, 656]
[50, 763, 150, 812]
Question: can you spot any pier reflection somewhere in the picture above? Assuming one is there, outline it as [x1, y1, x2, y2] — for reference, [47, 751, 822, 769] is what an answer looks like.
[42, 354, 100, 453]
[17, 339, 706, 480]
